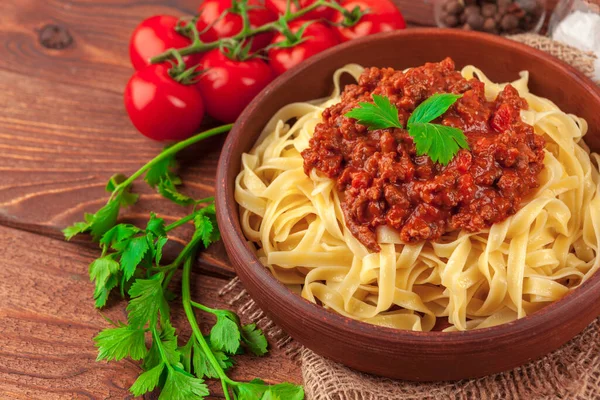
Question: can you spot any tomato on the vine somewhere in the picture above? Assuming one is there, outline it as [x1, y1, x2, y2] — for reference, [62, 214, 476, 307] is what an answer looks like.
[264, 0, 336, 21]
[196, 0, 278, 52]
[129, 15, 202, 71]
[333, 0, 406, 42]
[196, 50, 274, 123]
[124, 64, 205, 141]
[268, 22, 339, 75]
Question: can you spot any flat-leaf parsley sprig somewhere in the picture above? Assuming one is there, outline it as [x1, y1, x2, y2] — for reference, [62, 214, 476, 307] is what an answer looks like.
[345, 93, 470, 165]
[64, 124, 304, 400]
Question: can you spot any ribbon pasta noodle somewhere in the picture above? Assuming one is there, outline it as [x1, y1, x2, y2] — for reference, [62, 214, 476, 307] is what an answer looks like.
[235, 64, 600, 331]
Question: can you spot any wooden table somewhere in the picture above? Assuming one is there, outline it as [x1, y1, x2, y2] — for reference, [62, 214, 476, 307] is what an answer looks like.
[0, 1, 558, 399]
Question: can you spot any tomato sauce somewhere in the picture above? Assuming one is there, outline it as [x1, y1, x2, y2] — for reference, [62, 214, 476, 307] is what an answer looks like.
[301, 58, 545, 251]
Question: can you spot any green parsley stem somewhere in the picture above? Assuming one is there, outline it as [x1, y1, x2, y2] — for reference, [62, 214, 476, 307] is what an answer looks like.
[182, 256, 235, 399]
[164, 214, 196, 232]
[110, 124, 232, 202]
[190, 301, 218, 314]
[171, 235, 202, 271]
[162, 268, 177, 291]
[159, 235, 202, 289]
[194, 196, 216, 207]
[150, 227, 205, 281]
[152, 325, 174, 372]
[164, 198, 214, 232]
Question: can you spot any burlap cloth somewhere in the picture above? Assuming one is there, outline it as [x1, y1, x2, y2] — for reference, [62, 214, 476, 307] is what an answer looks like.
[220, 34, 599, 400]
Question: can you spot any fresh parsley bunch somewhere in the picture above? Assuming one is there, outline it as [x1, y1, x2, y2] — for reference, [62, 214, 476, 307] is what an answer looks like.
[64, 124, 304, 400]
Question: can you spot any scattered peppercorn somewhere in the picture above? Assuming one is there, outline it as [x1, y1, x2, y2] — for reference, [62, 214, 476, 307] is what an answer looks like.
[481, 4, 497, 18]
[444, 14, 460, 27]
[446, 0, 464, 15]
[467, 12, 485, 30]
[483, 17, 497, 32]
[437, 0, 545, 35]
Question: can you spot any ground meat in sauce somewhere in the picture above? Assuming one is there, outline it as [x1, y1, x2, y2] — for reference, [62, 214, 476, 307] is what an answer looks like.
[301, 58, 546, 252]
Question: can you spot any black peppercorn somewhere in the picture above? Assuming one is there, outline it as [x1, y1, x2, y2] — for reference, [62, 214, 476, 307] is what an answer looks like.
[444, 14, 460, 27]
[464, 5, 481, 17]
[483, 17, 497, 32]
[437, 0, 543, 35]
[445, 0, 464, 15]
[481, 3, 497, 18]
[467, 13, 485, 30]
[500, 14, 519, 31]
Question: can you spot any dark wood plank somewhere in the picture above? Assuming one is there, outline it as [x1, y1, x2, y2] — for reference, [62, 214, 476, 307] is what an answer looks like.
[394, 0, 434, 26]
[0, 225, 300, 399]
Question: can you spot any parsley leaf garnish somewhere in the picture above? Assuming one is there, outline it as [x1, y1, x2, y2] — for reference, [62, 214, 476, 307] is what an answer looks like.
[407, 93, 462, 126]
[234, 379, 305, 400]
[145, 150, 195, 206]
[210, 311, 242, 354]
[130, 362, 164, 396]
[409, 123, 469, 165]
[94, 325, 147, 362]
[161, 368, 209, 400]
[179, 336, 233, 379]
[88, 256, 120, 307]
[345, 92, 470, 165]
[194, 205, 220, 248]
[241, 323, 269, 356]
[127, 272, 170, 329]
[118, 236, 150, 280]
[344, 94, 402, 130]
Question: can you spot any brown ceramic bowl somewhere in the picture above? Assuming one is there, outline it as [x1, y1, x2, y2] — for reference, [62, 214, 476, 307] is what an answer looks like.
[216, 29, 600, 381]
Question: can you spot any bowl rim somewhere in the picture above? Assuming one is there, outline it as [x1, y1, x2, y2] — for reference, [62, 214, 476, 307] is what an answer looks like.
[216, 28, 600, 344]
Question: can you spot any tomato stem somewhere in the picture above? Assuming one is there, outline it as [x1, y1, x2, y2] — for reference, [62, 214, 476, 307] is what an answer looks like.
[149, 0, 335, 64]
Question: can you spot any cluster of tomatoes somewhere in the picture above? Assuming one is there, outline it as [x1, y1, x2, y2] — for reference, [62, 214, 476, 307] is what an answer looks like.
[124, 0, 406, 141]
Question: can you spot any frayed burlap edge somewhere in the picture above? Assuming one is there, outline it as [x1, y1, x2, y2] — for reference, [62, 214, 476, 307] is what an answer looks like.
[220, 34, 600, 400]
[219, 277, 304, 363]
[507, 34, 597, 83]
[299, 318, 600, 400]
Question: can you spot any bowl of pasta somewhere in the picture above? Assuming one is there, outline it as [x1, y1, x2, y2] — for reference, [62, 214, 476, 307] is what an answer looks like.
[215, 28, 600, 381]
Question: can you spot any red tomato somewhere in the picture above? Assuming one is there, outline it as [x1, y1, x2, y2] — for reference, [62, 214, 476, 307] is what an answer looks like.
[197, 50, 274, 123]
[197, 0, 278, 52]
[124, 64, 205, 141]
[333, 0, 406, 42]
[264, 0, 336, 21]
[129, 15, 202, 71]
[268, 22, 339, 75]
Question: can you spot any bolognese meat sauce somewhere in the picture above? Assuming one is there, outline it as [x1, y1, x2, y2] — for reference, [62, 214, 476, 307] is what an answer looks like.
[301, 58, 545, 251]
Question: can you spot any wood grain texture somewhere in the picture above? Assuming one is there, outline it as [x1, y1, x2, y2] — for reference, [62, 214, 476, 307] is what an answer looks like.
[0, 0, 237, 276]
[0, 225, 300, 399]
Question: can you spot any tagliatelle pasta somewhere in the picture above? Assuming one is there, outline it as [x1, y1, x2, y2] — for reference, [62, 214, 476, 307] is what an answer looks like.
[234, 62, 600, 331]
